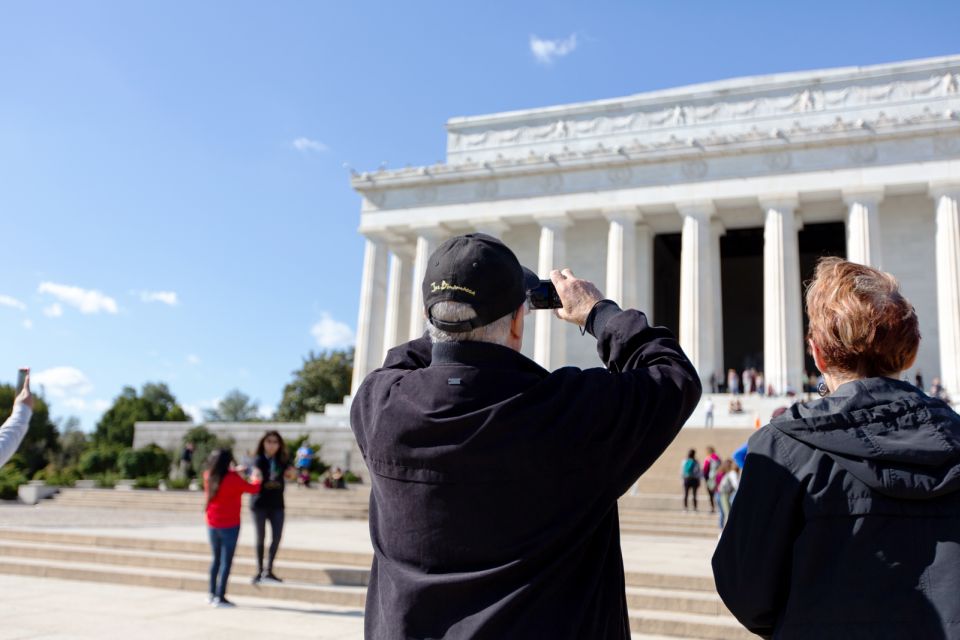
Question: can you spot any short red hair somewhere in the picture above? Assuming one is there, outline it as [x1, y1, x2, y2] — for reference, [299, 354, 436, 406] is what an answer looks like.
[805, 257, 920, 378]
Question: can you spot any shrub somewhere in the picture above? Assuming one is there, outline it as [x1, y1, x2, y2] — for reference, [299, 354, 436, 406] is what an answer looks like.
[33, 464, 80, 487]
[343, 470, 362, 484]
[165, 477, 191, 490]
[0, 466, 27, 500]
[93, 472, 120, 489]
[134, 475, 161, 489]
[118, 444, 171, 479]
[79, 446, 122, 476]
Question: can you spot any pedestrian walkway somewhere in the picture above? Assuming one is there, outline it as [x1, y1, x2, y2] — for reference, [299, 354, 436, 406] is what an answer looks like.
[0, 573, 365, 640]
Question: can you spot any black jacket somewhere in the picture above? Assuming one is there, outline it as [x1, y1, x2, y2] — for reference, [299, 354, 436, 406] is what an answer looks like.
[713, 377, 960, 640]
[350, 303, 701, 639]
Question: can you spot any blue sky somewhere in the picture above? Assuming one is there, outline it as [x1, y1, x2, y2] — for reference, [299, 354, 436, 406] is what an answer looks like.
[2, 1, 958, 430]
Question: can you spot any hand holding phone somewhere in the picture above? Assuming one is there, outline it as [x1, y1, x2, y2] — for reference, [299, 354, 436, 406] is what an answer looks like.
[527, 280, 563, 309]
[14, 368, 34, 410]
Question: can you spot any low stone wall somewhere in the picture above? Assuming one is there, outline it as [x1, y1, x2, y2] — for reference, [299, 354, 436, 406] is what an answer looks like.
[133, 414, 365, 474]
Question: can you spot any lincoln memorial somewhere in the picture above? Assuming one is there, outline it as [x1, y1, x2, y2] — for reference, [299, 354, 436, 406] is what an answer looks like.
[349, 55, 960, 401]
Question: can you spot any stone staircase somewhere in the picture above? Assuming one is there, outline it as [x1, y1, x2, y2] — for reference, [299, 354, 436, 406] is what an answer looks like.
[0, 528, 753, 639]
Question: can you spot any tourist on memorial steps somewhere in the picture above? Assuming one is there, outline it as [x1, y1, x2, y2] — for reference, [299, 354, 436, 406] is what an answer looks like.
[204, 448, 261, 607]
[249, 430, 293, 585]
[350, 233, 701, 639]
[1, 369, 33, 467]
[712, 257, 960, 639]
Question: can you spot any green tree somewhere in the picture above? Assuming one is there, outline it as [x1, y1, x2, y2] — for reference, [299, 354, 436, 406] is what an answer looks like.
[276, 349, 353, 421]
[0, 384, 59, 476]
[94, 382, 188, 447]
[55, 417, 89, 469]
[203, 389, 260, 422]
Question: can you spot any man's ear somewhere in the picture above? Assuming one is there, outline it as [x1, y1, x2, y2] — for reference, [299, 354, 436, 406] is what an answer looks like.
[510, 306, 524, 339]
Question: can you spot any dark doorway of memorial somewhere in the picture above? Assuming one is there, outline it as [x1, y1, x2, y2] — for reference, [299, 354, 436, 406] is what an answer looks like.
[720, 227, 764, 382]
[799, 221, 846, 381]
[653, 233, 681, 338]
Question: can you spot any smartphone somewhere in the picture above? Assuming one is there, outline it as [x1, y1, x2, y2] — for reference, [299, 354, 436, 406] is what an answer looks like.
[527, 279, 563, 309]
[15, 368, 28, 394]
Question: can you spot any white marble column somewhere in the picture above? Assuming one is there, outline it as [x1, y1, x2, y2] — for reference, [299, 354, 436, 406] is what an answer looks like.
[636, 223, 654, 320]
[930, 183, 960, 398]
[351, 237, 389, 394]
[711, 219, 726, 380]
[382, 244, 414, 360]
[761, 196, 804, 396]
[604, 209, 642, 309]
[678, 202, 718, 387]
[408, 228, 445, 340]
[534, 216, 570, 369]
[844, 187, 884, 268]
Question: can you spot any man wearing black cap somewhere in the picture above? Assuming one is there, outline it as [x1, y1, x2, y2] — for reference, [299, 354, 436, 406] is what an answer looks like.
[351, 233, 701, 639]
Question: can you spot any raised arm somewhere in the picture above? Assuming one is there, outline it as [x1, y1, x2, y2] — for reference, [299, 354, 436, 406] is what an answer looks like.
[0, 372, 35, 467]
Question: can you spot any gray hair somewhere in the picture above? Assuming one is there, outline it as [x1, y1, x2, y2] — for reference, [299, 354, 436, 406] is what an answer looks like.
[427, 301, 515, 346]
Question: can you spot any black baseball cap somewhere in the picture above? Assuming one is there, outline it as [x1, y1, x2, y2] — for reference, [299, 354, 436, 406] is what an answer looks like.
[423, 233, 539, 333]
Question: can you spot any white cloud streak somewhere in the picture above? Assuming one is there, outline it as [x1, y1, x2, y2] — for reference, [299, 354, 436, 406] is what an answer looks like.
[292, 137, 329, 153]
[139, 290, 179, 306]
[32, 366, 94, 399]
[38, 282, 118, 314]
[43, 303, 63, 318]
[529, 33, 578, 65]
[310, 312, 355, 349]
[0, 295, 26, 311]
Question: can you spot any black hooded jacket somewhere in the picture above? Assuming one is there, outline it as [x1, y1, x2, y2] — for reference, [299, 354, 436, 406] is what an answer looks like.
[712, 377, 960, 639]
[351, 303, 701, 639]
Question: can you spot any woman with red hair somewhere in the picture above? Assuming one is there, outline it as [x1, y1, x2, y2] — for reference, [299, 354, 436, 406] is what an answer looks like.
[713, 257, 960, 639]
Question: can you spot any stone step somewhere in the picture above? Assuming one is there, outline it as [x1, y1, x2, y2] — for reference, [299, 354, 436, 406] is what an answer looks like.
[629, 608, 754, 640]
[627, 586, 730, 616]
[0, 556, 368, 608]
[0, 529, 372, 567]
[0, 528, 719, 593]
[626, 572, 715, 592]
[0, 540, 369, 587]
[0, 540, 729, 617]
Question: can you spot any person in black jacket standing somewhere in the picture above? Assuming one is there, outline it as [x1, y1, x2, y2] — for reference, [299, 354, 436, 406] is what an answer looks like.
[249, 430, 293, 584]
[712, 257, 960, 640]
[350, 233, 701, 639]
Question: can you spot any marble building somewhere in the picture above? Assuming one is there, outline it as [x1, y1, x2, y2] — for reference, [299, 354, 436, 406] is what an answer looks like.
[349, 55, 960, 400]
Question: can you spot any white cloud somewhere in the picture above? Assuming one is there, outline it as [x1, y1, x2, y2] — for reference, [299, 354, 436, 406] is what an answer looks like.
[257, 405, 274, 420]
[22, 318, 32, 330]
[32, 366, 94, 399]
[0, 295, 26, 311]
[186, 354, 201, 366]
[38, 282, 118, 314]
[139, 290, 179, 306]
[292, 137, 329, 153]
[61, 397, 110, 413]
[310, 312, 355, 349]
[529, 33, 578, 65]
[43, 303, 63, 318]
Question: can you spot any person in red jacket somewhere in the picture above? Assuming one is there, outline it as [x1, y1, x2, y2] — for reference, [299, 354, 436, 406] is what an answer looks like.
[204, 448, 261, 607]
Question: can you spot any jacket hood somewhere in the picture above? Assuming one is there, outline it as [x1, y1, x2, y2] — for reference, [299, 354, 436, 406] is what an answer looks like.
[769, 377, 960, 499]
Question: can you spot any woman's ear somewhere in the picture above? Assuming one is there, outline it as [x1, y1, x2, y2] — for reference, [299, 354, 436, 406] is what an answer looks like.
[809, 339, 827, 374]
